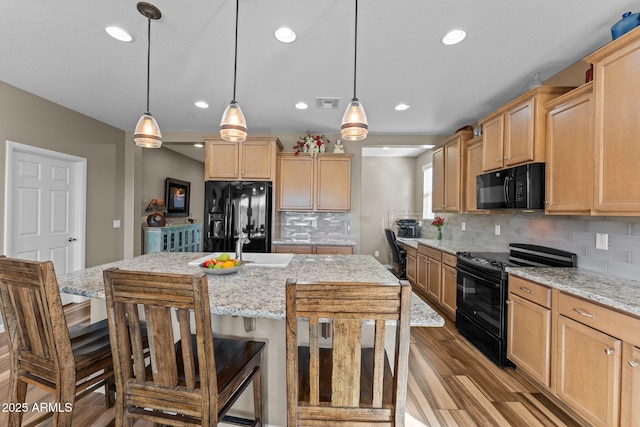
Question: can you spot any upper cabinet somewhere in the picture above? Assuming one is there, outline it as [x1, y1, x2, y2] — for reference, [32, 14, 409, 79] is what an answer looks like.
[479, 87, 573, 172]
[463, 135, 487, 214]
[277, 153, 352, 211]
[544, 83, 593, 215]
[585, 28, 640, 215]
[204, 137, 282, 181]
[433, 129, 473, 213]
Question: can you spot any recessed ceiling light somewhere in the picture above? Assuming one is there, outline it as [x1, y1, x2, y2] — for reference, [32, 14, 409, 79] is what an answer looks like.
[275, 27, 296, 43]
[442, 29, 466, 46]
[295, 102, 308, 110]
[194, 143, 204, 148]
[395, 103, 410, 111]
[194, 101, 209, 109]
[105, 26, 132, 42]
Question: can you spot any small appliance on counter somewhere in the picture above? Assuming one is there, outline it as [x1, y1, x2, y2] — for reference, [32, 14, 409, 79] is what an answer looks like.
[396, 219, 421, 238]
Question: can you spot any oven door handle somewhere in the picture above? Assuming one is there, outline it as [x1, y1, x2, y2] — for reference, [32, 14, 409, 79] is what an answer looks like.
[456, 266, 501, 289]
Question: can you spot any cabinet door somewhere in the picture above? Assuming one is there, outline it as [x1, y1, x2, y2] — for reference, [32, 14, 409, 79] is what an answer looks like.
[406, 253, 417, 285]
[556, 315, 622, 427]
[621, 343, 640, 427]
[504, 98, 535, 166]
[205, 140, 240, 179]
[316, 156, 351, 211]
[464, 137, 485, 213]
[416, 252, 428, 295]
[432, 147, 445, 212]
[241, 140, 273, 180]
[425, 257, 441, 302]
[277, 156, 314, 210]
[444, 138, 462, 212]
[441, 263, 456, 320]
[590, 41, 640, 214]
[274, 245, 314, 254]
[507, 293, 551, 387]
[481, 114, 504, 171]
[545, 86, 593, 214]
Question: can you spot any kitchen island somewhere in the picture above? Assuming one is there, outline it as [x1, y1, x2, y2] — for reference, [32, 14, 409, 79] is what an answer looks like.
[56, 252, 444, 427]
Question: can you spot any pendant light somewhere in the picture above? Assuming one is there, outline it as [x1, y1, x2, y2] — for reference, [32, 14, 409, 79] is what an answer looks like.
[341, 0, 368, 141]
[220, 0, 247, 142]
[134, 2, 162, 148]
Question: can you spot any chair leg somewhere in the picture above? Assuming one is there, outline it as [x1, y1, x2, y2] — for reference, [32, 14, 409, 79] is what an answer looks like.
[6, 374, 27, 427]
[253, 366, 263, 427]
[105, 372, 116, 408]
[53, 373, 76, 427]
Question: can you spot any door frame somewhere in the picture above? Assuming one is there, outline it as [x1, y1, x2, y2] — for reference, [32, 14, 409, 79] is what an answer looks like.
[3, 140, 88, 270]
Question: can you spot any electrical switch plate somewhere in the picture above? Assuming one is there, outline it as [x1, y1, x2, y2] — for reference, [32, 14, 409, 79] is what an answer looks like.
[596, 233, 608, 250]
[113, 219, 121, 228]
[374, 250, 379, 257]
[461, 222, 466, 231]
[495, 224, 501, 236]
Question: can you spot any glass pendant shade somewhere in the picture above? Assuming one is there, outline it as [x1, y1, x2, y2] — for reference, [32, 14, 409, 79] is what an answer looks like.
[220, 101, 247, 142]
[340, 99, 368, 141]
[134, 113, 162, 148]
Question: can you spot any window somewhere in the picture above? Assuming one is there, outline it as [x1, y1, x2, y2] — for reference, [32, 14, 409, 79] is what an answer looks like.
[423, 163, 433, 219]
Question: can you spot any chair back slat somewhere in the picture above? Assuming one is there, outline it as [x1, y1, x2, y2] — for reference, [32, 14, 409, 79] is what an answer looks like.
[145, 305, 178, 387]
[286, 278, 412, 426]
[178, 308, 197, 390]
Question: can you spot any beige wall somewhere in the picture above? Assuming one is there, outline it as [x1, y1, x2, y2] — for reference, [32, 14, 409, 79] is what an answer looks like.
[0, 81, 126, 267]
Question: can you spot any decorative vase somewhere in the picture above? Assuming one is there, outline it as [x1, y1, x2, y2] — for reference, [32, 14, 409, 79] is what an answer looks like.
[611, 12, 640, 40]
[436, 227, 442, 240]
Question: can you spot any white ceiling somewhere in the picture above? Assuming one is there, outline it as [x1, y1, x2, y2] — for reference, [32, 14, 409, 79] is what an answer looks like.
[0, 1, 635, 139]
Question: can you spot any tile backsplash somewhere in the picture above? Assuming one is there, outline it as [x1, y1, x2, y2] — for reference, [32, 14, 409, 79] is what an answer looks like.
[280, 212, 350, 241]
[427, 213, 640, 281]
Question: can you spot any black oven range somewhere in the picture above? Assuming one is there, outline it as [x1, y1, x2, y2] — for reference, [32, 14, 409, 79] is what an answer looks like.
[455, 244, 577, 367]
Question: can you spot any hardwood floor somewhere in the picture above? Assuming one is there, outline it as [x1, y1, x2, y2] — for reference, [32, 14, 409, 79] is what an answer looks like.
[0, 302, 583, 426]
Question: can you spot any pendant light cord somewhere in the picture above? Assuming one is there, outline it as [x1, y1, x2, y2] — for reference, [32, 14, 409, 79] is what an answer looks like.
[145, 15, 151, 114]
[232, 0, 239, 102]
[352, 0, 358, 101]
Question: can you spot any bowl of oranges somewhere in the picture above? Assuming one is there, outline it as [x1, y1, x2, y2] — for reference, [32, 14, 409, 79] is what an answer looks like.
[199, 253, 243, 275]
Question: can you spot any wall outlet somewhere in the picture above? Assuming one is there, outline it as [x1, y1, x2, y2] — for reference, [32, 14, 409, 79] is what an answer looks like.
[113, 219, 121, 228]
[596, 233, 608, 250]
[495, 224, 501, 235]
[461, 222, 466, 231]
[374, 250, 379, 257]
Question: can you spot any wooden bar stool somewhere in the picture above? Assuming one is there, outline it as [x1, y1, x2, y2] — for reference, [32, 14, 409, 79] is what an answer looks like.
[0, 256, 115, 427]
[103, 267, 265, 427]
[286, 278, 412, 426]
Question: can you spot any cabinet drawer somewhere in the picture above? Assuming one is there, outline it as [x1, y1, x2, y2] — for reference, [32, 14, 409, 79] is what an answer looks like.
[418, 244, 441, 261]
[509, 275, 551, 309]
[441, 252, 457, 267]
[274, 245, 314, 254]
[316, 245, 353, 255]
[557, 292, 640, 346]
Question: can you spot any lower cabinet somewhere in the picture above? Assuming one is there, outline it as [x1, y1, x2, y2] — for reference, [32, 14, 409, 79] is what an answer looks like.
[405, 245, 417, 284]
[273, 244, 353, 254]
[414, 244, 456, 321]
[440, 253, 457, 320]
[621, 343, 640, 427]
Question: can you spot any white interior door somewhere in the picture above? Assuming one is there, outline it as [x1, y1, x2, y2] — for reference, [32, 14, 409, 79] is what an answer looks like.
[4, 141, 87, 303]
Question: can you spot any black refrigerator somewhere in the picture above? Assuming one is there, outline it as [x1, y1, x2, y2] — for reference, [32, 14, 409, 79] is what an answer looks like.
[204, 181, 272, 253]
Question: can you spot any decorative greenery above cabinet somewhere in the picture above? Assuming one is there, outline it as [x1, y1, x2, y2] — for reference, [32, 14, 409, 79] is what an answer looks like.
[204, 137, 282, 181]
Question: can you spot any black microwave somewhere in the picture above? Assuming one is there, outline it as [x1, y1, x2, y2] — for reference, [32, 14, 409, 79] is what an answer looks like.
[476, 163, 545, 210]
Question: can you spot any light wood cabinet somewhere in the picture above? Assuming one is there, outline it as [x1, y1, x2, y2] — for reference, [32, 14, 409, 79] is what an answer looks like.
[585, 28, 640, 215]
[204, 137, 281, 181]
[441, 261, 457, 320]
[463, 135, 486, 213]
[415, 244, 456, 320]
[426, 256, 441, 302]
[432, 130, 472, 213]
[277, 153, 352, 211]
[416, 251, 428, 296]
[621, 343, 640, 427]
[544, 83, 593, 215]
[404, 245, 417, 285]
[273, 244, 353, 254]
[507, 276, 552, 388]
[479, 87, 572, 172]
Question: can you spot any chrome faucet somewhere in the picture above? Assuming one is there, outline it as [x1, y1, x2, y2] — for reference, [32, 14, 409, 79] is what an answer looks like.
[235, 233, 251, 262]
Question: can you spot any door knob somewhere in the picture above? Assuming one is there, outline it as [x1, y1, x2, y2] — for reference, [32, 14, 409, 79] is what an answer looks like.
[68, 237, 77, 242]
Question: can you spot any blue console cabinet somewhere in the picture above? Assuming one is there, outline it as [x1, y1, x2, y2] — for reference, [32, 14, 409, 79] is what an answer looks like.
[143, 223, 202, 253]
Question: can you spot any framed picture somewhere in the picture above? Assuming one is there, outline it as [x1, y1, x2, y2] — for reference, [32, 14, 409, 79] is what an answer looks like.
[164, 177, 190, 217]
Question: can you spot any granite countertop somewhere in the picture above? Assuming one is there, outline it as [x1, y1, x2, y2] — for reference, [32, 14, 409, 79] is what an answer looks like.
[57, 252, 443, 328]
[272, 238, 357, 246]
[396, 237, 488, 255]
[506, 267, 640, 318]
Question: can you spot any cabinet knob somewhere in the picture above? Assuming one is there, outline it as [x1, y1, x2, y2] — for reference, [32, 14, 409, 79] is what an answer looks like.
[604, 348, 614, 356]
[506, 300, 512, 305]
[496, 158, 500, 162]
[629, 360, 639, 367]
[504, 156, 509, 160]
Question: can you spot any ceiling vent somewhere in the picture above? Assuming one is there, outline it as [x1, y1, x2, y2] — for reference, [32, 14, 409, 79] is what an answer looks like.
[315, 97, 340, 109]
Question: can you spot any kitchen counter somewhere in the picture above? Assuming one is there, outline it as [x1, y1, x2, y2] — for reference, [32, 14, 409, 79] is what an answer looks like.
[272, 238, 357, 246]
[57, 252, 443, 327]
[396, 237, 489, 255]
[506, 267, 640, 318]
